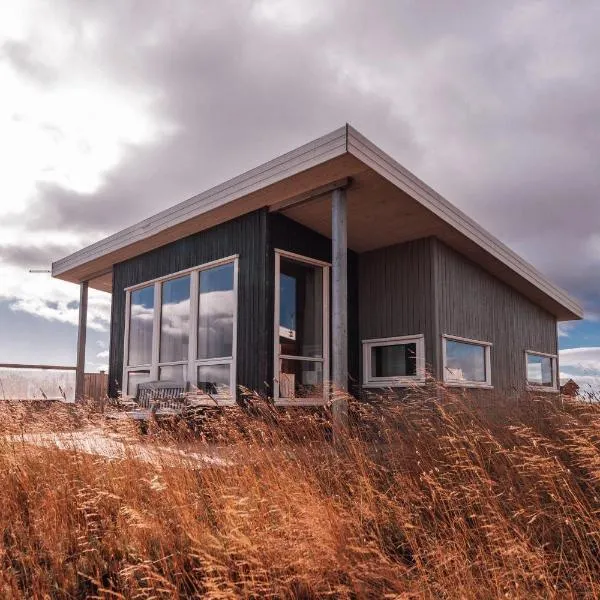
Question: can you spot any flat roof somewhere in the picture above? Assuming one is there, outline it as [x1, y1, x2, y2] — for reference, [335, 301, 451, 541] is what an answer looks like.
[52, 125, 583, 321]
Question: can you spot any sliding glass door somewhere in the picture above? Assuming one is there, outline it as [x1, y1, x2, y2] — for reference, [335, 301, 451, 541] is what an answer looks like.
[274, 250, 329, 404]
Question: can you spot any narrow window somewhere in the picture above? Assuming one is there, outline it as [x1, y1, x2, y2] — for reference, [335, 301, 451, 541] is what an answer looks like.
[160, 275, 191, 364]
[196, 262, 236, 399]
[443, 335, 492, 387]
[274, 252, 328, 403]
[526, 352, 557, 390]
[198, 263, 234, 360]
[128, 285, 154, 367]
[363, 335, 425, 387]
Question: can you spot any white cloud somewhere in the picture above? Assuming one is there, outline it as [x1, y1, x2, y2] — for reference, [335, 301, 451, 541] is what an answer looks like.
[0, 3, 173, 334]
[0, 264, 111, 331]
[559, 347, 600, 373]
[251, 0, 331, 29]
[97, 350, 109, 359]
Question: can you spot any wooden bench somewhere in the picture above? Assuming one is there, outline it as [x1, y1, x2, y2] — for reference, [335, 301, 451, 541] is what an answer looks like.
[127, 380, 189, 420]
[125, 381, 233, 421]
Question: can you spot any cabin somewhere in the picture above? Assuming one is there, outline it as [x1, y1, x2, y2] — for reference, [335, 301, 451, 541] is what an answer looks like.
[52, 125, 582, 408]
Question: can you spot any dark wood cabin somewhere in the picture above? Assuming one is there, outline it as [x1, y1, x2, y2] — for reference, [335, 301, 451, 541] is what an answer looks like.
[52, 125, 582, 404]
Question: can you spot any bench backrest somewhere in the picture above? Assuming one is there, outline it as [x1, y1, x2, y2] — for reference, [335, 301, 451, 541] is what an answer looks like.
[136, 381, 188, 410]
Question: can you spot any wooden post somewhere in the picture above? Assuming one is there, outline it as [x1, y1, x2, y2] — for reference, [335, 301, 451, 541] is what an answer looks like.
[332, 187, 348, 430]
[75, 281, 88, 401]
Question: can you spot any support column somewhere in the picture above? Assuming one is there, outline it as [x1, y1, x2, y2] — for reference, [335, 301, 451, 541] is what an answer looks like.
[331, 187, 348, 429]
[75, 281, 88, 401]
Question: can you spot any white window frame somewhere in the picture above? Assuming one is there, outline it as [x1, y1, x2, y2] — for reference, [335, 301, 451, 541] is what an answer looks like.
[525, 350, 558, 392]
[273, 249, 330, 406]
[362, 335, 425, 388]
[442, 334, 493, 388]
[122, 255, 238, 405]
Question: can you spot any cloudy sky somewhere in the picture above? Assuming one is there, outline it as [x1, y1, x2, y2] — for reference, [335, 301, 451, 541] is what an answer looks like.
[0, 0, 599, 387]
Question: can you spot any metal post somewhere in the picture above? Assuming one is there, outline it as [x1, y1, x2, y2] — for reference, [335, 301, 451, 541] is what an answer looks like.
[331, 187, 348, 429]
[75, 281, 88, 401]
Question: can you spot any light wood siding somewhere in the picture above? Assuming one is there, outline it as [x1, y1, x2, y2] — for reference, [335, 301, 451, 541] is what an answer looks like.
[358, 238, 436, 383]
[267, 214, 360, 395]
[433, 238, 558, 395]
[108, 210, 268, 398]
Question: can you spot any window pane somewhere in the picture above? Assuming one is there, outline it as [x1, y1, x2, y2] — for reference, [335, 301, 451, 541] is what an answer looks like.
[198, 263, 235, 360]
[527, 354, 553, 386]
[279, 359, 323, 399]
[371, 343, 417, 378]
[197, 364, 231, 396]
[159, 364, 187, 383]
[128, 286, 154, 366]
[127, 370, 150, 396]
[160, 276, 190, 363]
[279, 258, 323, 358]
[445, 340, 486, 383]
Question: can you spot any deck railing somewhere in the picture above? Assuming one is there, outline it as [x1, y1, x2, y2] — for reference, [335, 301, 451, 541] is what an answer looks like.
[0, 364, 107, 403]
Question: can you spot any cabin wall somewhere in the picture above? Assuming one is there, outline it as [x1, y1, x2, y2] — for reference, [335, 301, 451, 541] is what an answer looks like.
[357, 238, 436, 388]
[108, 209, 268, 398]
[433, 238, 558, 396]
[267, 213, 360, 395]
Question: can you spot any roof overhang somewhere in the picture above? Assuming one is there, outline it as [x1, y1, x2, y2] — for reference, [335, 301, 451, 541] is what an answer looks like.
[52, 125, 583, 321]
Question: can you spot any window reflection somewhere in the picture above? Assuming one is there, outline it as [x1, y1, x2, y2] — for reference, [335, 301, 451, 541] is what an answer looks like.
[198, 263, 234, 360]
[279, 359, 323, 399]
[279, 258, 323, 358]
[527, 354, 553, 386]
[371, 343, 417, 378]
[445, 339, 486, 382]
[160, 276, 190, 363]
[129, 286, 154, 366]
[197, 364, 231, 396]
[127, 370, 150, 396]
[159, 364, 186, 383]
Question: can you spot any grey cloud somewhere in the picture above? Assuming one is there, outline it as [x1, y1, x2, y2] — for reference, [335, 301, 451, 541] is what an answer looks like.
[14, 0, 600, 317]
[0, 242, 77, 269]
[1, 40, 58, 85]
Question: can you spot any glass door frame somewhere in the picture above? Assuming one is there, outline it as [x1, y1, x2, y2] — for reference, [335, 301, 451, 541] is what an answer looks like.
[273, 249, 330, 405]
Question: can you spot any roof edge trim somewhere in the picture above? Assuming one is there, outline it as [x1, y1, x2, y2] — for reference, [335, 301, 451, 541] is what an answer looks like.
[52, 125, 348, 277]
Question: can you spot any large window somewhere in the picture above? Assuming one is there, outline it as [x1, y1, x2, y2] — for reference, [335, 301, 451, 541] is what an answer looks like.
[362, 335, 425, 387]
[123, 256, 238, 403]
[526, 351, 557, 391]
[443, 335, 492, 387]
[274, 251, 329, 404]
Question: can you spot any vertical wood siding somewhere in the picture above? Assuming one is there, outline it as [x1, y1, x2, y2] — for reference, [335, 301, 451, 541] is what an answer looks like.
[267, 214, 360, 394]
[433, 238, 558, 395]
[358, 238, 436, 384]
[108, 210, 268, 398]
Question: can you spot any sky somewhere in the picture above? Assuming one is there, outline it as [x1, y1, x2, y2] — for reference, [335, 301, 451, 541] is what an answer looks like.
[0, 0, 599, 389]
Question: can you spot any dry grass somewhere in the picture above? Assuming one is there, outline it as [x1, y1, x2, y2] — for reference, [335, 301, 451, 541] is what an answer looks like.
[0, 388, 599, 599]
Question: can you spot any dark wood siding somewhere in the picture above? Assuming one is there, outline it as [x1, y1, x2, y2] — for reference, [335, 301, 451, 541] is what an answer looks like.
[108, 209, 268, 398]
[267, 214, 359, 394]
[433, 238, 558, 395]
[358, 238, 436, 385]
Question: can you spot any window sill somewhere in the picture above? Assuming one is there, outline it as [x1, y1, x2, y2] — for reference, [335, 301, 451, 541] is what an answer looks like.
[526, 385, 559, 394]
[444, 382, 494, 390]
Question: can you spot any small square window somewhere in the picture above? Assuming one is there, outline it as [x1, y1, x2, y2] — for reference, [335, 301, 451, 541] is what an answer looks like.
[526, 352, 557, 390]
[363, 335, 425, 387]
[443, 336, 492, 387]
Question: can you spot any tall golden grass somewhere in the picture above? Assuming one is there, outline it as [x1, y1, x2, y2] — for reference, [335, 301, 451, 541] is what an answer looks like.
[0, 388, 599, 599]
